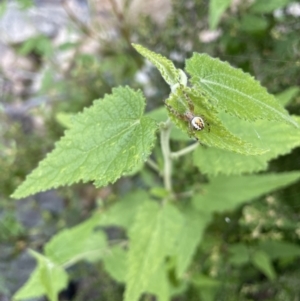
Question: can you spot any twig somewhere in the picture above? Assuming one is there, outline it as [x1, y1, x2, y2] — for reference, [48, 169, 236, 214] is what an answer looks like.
[146, 158, 161, 175]
[170, 142, 198, 159]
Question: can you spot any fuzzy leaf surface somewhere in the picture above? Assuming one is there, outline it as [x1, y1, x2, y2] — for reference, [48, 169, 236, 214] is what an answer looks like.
[166, 87, 266, 155]
[14, 250, 68, 301]
[132, 43, 180, 86]
[185, 53, 298, 127]
[124, 201, 183, 301]
[193, 114, 300, 176]
[12, 87, 157, 198]
[193, 172, 300, 213]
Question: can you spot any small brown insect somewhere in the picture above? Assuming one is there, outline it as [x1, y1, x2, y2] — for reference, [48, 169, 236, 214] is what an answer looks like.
[184, 112, 205, 131]
[164, 89, 209, 135]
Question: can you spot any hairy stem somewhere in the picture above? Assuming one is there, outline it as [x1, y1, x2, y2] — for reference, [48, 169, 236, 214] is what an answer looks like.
[160, 119, 173, 193]
[170, 142, 198, 159]
[146, 158, 161, 174]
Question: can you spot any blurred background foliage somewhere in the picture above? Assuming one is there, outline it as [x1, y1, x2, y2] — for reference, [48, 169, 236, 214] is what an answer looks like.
[0, 0, 300, 300]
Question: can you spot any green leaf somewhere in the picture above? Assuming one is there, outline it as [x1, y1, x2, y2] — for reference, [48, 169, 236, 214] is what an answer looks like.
[276, 86, 300, 107]
[99, 190, 149, 230]
[12, 87, 157, 198]
[14, 250, 68, 301]
[45, 213, 106, 266]
[192, 274, 221, 301]
[146, 264, 170, 301]
[105, 246, 172, 301]
[185, 53, 298, 128]
[166, 88, 266, 155]
[251, 250, 276, 280]
[193, 113, 300, 176]
[173, 205, 212, 277]
[249, 0, 291, 13]
[132, 43, 181, 87]
[209, 0, 233, 30]
[13, 268, 45, 300]
[240, 14, 269, 32]
[192, 172, 300, 213]
[147, 106, 192, 141]
[102, 245, 127, 283]
[258, 241, 300, 260]
[124, 201, 183, 301]
[228, 244, 250, 266]
[55, 112, 74, 129]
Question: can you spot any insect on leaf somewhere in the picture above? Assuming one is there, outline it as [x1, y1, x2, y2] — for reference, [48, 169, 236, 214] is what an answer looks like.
[193, 114, 300, 176]
[185, 53, 298, 128]
[166, 87, 267, 155]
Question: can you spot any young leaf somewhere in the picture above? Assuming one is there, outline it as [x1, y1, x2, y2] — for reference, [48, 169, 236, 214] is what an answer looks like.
[12, 87, 157, 199]
[166, 87, 267, 155]
[14, 250, 68, 301]
[258, 241, 300, 260]
[44, 212, 106, 266]
[209, 0, 232, 29]
[249, 0, 291, 13]
[185, 53, 298, 127]
[276, 86, 300, 107]
[124, 201, 183, 301]
[132, 43, 181, 87]
[251, 250, 276, 280]
[193, 172, 300, 213]
[193, 114, 300, 176]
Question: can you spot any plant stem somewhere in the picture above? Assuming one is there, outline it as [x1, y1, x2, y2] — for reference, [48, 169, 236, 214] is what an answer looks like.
[170, 142, 198, 159]
[146, 158, 161, 174]
[160, 119, 173, 193]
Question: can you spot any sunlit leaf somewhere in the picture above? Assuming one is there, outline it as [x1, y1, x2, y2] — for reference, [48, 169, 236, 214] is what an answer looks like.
[12, 87, 157, 198]
[193, 113, 300, 176]
[132, 43, 181, 87]
[166, 87, 267, 155]
[124, 201, 183, 301]
[185, 53, 298, 127]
